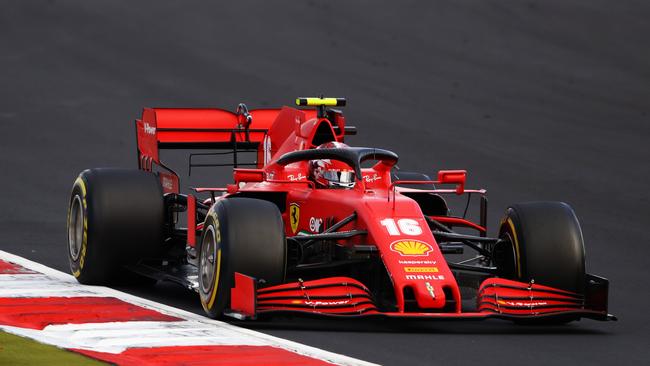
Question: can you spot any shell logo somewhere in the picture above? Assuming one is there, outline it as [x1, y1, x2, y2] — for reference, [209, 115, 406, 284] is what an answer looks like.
[390, 240, 433, 256]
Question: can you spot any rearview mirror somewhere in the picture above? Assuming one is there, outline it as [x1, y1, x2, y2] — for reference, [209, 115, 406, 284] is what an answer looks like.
[437, 170, 466, 194]
[234, 169, 265, 185]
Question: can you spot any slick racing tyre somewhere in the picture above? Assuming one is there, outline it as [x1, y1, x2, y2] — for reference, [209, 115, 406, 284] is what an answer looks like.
[199, 198, 286, 318]
[67, 168, 164, 285]
[495, 201, 586, 294]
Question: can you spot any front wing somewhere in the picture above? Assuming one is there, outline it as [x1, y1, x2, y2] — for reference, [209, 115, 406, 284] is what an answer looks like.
[226, 273, 615, 322]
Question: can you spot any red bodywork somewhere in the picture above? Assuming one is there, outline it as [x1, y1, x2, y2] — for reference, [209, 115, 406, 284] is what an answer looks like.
[135, 103, 612, 322]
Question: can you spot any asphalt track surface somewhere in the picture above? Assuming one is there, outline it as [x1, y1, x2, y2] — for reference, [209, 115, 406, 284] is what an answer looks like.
[1, 1, 649, 365]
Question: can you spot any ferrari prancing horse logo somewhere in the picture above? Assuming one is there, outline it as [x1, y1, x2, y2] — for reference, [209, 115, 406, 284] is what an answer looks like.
[289, 203, 300, 234]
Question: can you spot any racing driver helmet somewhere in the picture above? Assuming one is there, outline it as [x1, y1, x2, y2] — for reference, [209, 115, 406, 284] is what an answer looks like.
[309, 142, 356, 189]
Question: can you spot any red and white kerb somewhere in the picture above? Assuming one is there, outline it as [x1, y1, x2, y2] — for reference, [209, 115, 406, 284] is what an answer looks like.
[0, 251, 376, 366]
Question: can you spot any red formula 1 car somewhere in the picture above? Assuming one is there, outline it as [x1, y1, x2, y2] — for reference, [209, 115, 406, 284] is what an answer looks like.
[66, 97, 614, 323]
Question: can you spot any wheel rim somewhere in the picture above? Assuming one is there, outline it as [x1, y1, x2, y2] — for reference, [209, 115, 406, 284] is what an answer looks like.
[200, 225, 217, 294]
[68, 195, 84, 261]
[493, 231, 517, 278]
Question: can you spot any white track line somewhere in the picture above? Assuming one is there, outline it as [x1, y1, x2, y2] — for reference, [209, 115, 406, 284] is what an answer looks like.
[0, 250, 378, 366]
[0, 274, 100, 297]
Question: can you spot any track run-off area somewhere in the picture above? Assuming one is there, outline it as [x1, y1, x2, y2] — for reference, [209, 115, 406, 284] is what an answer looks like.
[0, 251, 375, 366]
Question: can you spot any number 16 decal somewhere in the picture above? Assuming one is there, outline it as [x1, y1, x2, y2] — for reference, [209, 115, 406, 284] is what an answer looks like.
[380, 218, 423, 236]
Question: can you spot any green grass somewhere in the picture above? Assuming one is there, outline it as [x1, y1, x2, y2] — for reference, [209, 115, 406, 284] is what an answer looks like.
[0, 331, 107, 365]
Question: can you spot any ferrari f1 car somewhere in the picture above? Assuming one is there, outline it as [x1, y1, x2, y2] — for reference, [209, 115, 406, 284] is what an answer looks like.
[66, 97, 615, 323]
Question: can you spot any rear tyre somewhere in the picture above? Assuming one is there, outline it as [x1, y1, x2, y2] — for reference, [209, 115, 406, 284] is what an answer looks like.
[199, 198, 286, 318]
[495, 201, 586, 294]
[67, 168, 164, 285]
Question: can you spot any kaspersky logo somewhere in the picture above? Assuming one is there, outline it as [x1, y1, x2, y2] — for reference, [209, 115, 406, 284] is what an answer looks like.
[390, 240, 433, 256]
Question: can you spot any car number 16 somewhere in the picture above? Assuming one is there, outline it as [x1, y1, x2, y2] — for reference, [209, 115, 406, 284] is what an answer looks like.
[380, 218, 423, 236]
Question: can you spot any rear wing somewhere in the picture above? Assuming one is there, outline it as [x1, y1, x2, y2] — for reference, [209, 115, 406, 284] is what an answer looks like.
[136, 107, 288, 193]
[135, 101, 356, 194]
[136, 107, 282, 167]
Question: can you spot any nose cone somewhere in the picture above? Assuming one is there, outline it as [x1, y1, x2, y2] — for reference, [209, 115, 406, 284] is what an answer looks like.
[411, 279, 447, 309]
[383, 237, 461, 312]
[358, 194, 462, 312]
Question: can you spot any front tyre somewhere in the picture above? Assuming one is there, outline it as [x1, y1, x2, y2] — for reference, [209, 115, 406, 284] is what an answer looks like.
[495, 201, 586, 294]
[199, 198, 286, 318]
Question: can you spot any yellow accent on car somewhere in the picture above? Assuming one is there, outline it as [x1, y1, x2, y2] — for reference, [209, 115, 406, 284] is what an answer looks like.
[404, 266, 439, 273]
[206, 248, 222, 309]
[506, 218, 522, 278]
[295, 97, 346, 107]
[289, 203, 300, 234]
[214, 217, 221, 244]
[72, 177, 88, 275]
[204, 216, 222, 310]
[75, 176, 86, 196]
[391, 240, 433, 256]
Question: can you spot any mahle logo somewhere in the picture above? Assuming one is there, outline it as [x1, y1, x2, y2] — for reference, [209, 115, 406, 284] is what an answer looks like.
[405, 274, 445, 281]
